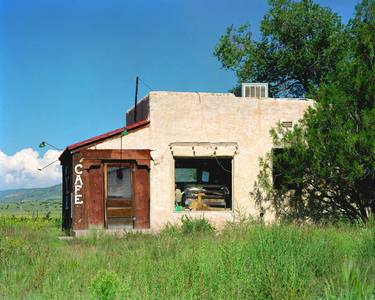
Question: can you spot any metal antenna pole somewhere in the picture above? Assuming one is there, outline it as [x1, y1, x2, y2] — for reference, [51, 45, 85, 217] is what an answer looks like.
[134, 76, 139, 123]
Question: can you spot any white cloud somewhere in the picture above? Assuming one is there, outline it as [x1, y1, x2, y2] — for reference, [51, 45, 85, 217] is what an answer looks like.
[0, 148, 62, 190]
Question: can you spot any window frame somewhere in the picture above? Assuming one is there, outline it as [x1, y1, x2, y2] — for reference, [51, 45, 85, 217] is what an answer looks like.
[173, 157, 233, 212]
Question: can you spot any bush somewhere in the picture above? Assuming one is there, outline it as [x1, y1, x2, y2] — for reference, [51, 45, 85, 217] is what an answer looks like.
[89, 270, 123, 300]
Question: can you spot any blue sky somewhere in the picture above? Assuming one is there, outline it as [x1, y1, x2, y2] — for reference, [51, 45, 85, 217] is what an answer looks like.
[0, 0, 359, 189]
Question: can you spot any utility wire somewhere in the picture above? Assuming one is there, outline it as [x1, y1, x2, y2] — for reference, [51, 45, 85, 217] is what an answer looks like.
[138, 77, 154, 91]
[37, 158, 60, 171]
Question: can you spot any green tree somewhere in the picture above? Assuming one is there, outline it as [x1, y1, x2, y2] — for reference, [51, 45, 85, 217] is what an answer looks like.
[253, 0, 375, 222]
[214, 0, 344, 97]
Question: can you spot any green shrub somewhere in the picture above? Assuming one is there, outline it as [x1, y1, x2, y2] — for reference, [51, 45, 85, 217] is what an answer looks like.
[89, 270, 123, 300]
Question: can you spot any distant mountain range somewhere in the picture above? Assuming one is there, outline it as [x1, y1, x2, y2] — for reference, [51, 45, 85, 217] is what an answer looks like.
[0, 184, 62, 203]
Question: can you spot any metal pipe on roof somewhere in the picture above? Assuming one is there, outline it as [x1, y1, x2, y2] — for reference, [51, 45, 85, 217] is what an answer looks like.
[134, 76, 139, 123]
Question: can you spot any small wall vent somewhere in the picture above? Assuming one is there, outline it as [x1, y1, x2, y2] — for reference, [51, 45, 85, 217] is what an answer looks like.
[281, 121, 293, 128]
[242, 83, 268, 98]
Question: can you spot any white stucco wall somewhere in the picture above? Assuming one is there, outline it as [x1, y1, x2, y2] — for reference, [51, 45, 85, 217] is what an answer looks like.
[91, 92, 313, 230]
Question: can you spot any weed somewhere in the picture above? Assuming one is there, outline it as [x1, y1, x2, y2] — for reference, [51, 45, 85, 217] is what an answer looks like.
[89, 270, 127, 300]
[324, 260, 375, 299]
[180, 215, 215, 234]
[0, 216, 374, 299]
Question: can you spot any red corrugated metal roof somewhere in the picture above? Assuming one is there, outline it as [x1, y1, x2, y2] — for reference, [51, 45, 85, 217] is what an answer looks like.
[59, 119, 150, 160]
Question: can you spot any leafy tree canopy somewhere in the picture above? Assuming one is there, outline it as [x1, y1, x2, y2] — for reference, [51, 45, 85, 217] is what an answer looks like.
[214, 0, 345, 97]
[252, 0, 374, 222]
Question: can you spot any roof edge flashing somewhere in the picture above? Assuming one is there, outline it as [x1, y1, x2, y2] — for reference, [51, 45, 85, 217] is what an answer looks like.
[59, 120, 150, 161]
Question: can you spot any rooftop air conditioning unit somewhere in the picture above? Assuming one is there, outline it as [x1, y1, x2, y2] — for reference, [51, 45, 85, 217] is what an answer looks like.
[242, 83, 268, 98]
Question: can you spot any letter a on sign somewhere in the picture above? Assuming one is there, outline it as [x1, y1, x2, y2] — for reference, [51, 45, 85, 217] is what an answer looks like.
[74, 175, 83, 186]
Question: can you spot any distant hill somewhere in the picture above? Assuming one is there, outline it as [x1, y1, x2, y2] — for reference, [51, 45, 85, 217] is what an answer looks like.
[0, 184, 62, 203]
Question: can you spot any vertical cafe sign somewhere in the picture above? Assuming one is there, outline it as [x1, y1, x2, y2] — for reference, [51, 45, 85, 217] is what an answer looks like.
[74, 159, 84, 204]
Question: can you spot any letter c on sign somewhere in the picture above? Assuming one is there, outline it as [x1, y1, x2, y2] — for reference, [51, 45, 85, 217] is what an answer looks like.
[74, 164, 83, 175]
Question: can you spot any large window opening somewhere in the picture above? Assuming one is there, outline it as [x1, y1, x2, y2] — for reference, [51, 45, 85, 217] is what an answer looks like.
[174, 158, 232, 211]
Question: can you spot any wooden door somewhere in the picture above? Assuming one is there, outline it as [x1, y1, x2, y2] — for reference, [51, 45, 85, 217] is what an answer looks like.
[105, 163, 134, 229]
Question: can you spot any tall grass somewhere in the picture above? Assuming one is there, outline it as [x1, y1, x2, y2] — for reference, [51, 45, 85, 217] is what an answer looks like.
[0, 216, 374, 299]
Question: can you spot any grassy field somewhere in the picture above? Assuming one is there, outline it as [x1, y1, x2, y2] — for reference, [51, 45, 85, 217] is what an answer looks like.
[0, 199, 61, 218]
[0, 216, 374, 299]
[0, 184, 61, 218]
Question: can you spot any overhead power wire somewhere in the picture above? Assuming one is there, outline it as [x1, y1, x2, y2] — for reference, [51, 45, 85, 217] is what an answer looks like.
[138, 77, 154, 92]
[37, 158, 60, 171]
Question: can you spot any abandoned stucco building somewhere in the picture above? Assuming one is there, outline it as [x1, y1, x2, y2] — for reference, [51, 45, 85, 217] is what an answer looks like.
[59, 84, 313, 234]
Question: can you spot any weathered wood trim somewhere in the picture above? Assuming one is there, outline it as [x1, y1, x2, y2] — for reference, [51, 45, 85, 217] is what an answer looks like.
[67, 121, 150, 155]
[107, 199, 132, 207]
[81, 149, 151, 160]
[85, 161, 105, 228]
[65, 149, 151, 231]
[104, 164, 108, 228]
[107, 207, 133, 218]
[61, 154, 72, 231]
[72, 153, 86, 230]
[133, 166, 150, 229]
[83, 159, 101, 170]
[81, 149, 151, 168]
